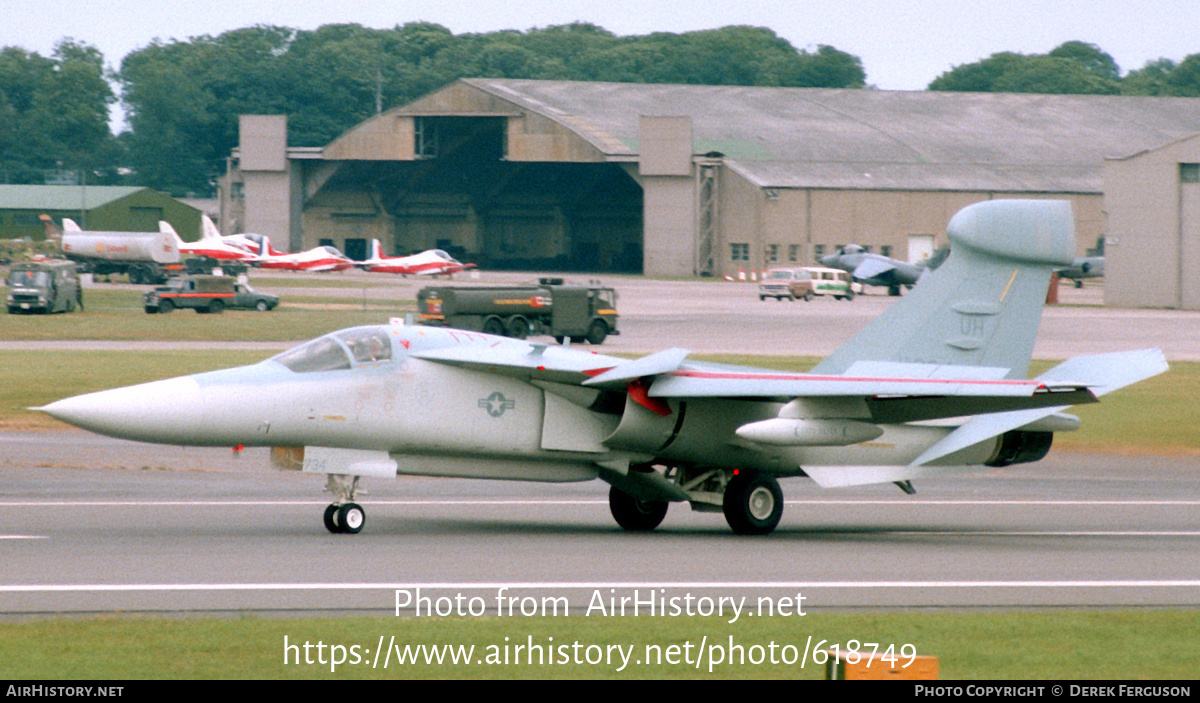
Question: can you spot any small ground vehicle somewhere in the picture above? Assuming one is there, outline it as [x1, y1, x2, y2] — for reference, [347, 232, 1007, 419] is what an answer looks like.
[760, 266, 859, 301]
[6, 259, 81, 314]
[144, 275, 279, 313]
[757, 268, 804, 300]
[418, 278, 619, 344]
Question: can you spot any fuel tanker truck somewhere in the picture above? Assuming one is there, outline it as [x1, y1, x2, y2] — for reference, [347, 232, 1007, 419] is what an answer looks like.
[417, 278, 619, 344]
[43, 215, 184, 284]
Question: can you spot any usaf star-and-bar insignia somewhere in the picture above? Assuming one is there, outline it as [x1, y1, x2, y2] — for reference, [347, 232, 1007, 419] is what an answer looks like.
[479, 391, 515, 418]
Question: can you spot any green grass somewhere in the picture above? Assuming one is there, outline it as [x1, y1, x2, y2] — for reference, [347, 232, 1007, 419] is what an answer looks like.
[0, 350, 271, 428]
[1, 610, 1197, 679]
[0, 287, 411, 342]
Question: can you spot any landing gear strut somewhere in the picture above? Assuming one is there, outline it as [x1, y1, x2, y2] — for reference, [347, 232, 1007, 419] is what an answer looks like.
[323, 474, 366, 534]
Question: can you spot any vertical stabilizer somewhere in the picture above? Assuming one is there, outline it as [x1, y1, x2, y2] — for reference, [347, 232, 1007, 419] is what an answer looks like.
[200, 215, 222, 241]
[812, 200, 1075, 379]
[39, 214, 62, 241]
[159, 221, 184, 248]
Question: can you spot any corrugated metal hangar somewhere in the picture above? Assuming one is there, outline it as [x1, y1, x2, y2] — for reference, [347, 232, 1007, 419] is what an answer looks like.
[0, 186, 201, 241]
[220, 78, 1200, 308]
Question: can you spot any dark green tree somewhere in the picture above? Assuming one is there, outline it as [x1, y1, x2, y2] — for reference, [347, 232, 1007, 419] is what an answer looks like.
[0, 40, 116, 184]
[929, 43, 1119, 94]
[1121, 58, 1178, 95]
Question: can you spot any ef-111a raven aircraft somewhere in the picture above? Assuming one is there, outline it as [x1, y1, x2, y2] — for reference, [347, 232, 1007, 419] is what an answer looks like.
[39, 200, 1166, 536]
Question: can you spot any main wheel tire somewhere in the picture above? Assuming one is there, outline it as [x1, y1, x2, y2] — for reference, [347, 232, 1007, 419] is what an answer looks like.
[723, 471, 783, 535]
[158, 299, 173, 313]
[323, 504, 343, 533]
[208, 299, 224, 314]
[255, 300, 269, 312]
[482, 317, 506, 336]
[586, 320, 608, 345]
[337, 503, 365, 534]
[608, 486, 668, 532]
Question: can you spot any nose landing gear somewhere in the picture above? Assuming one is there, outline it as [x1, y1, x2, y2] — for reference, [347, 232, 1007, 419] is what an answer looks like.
[323, 474, 366, 534]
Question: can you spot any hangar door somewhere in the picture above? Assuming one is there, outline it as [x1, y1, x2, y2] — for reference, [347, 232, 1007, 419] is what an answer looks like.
[367, 116, 644, 273]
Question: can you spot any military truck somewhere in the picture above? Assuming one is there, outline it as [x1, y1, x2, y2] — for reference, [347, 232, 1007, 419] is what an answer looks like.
[144, 275, 278, 314]
[5, 259, 81, 314]
[417, 278, 619, 344]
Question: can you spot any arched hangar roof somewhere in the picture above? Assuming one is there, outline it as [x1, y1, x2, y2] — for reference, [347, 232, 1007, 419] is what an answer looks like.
[326, 78, 1200, 193]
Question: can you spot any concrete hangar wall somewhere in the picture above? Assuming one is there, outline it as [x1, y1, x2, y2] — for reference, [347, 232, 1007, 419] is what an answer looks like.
[221, 80, 1200, 286]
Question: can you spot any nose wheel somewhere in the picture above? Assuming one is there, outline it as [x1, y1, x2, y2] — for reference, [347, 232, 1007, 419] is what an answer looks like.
[323, 502, 365, 534]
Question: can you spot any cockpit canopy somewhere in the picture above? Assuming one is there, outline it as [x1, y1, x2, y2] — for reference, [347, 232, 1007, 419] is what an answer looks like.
[273, 327, 394, 373]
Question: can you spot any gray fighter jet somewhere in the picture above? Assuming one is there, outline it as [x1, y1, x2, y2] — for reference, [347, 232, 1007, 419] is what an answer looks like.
[39, 200, 1166, 536]
[1057, 256, 1105, 288]
[819, 244, 948, 296]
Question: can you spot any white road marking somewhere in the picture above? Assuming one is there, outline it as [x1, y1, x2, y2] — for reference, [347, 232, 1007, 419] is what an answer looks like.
[2, 579, 1200, 593]
[1, 498, 1199, 507]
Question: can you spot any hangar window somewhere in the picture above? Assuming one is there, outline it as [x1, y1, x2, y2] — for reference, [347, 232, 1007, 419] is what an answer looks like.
[730, 243, 749, 261]
[765, 244, 779, 263]
[788, 245, 800, 262]
[414, 116, 506, 161]
[415, 117, 439, 159]
[1181, 163, 1200, 183]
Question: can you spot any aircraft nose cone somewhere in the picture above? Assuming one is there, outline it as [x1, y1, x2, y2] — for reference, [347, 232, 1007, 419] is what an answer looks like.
[818, 255, 837, 267]
[38, 376, 205, 444]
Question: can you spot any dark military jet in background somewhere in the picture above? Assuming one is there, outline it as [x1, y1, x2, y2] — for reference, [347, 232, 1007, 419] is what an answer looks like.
[820, 244, 948, 295]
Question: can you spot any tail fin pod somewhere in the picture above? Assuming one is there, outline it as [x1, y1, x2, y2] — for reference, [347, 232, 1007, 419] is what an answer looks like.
[812, 200, 1076, 379]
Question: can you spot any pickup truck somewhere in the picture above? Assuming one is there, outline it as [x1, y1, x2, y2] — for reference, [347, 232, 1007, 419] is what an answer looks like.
[144, 275, 279, 314]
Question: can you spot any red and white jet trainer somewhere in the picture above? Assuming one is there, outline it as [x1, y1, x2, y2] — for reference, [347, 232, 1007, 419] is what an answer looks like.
[221, 231, 279, 257]
[359, 238, 475, 276]
[252, 237, 355, 272]
[159, 216, 259, 262]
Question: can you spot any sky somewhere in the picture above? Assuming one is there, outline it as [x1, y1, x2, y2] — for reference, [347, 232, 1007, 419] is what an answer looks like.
[4, 0, 1199, 128]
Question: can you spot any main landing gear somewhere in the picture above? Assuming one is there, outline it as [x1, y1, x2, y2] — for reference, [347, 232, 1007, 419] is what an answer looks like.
[722, 470, 784, 536]
[322, 474, 365, 534]
[607, 468, 785, 536]
[608, 486, 669, 532]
